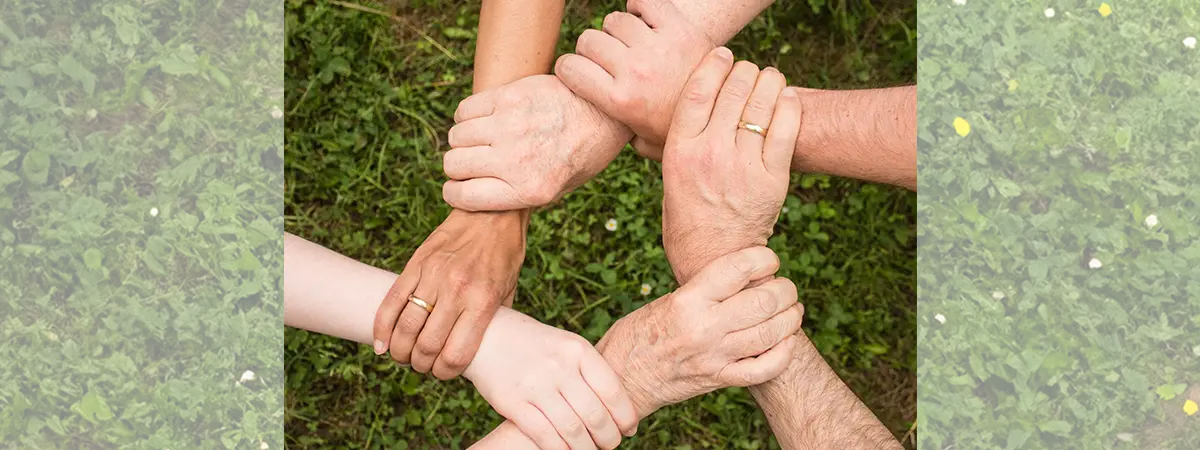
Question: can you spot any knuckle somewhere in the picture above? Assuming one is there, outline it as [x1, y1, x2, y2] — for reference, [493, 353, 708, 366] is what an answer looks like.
[602, 11, 623, 30]
[755, 290, 777, 316]
[586, 408, 610, 428]
[722, 78, 754, 99]
[417, 335, 444, 356]
[683, 82, 713, 104]
[578, 29, 601, 51]
[757, 322, 779, 347]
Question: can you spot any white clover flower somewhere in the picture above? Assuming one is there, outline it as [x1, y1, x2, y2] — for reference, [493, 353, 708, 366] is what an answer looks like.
[1144, 214, 1158, 228]
[1185, 37, 1197, 49]
[953, 0, 966, 5]
[1115, 433, 1133, 442]
[149, 207, 159, 217]
[238, 370, 256, 384]
[640, 283, 652, 296]
[992, 291, 1005, 300]
[782, 206, 790, 214]
[87, 109, 98, 120]
[934, 314, 946, 324]
[270, 106, 283, 120]
[260, 442, 269, 450]
[1088, 258, 1102, 269]
[605, 218, 617, 232]
[1044, 8, 1055, 18]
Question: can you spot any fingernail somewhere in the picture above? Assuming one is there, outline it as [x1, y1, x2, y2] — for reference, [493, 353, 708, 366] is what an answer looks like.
[781, 87, 797, 98]
[763, 66, 778, 74]
[715, 46, 733, 60]
[373, 339, 386, 355]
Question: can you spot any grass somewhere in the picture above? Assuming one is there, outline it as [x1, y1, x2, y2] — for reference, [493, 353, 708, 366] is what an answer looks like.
[918, 0, 1200, 448]
[1, 0, 283, 448]
[283, 0, 916, 448]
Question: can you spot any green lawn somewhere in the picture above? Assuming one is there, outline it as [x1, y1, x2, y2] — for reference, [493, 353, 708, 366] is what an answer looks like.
[284, 0, 916, 448]
[918, 0, 1200, 448]
[1, 0, 283, 448]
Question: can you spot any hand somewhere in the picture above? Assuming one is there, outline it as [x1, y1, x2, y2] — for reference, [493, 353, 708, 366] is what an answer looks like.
[555, 0, 714, 159]
[372, 209, 526, 379]
[441, 75, 632, 211]
[595, 247, 803, 414]
[465, 307, 639, 450]
[661, 47, 802, 283]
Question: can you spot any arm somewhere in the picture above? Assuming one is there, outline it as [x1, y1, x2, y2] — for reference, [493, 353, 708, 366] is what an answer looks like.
[750, 334, 902, 449]
[790, 86, 916, 190]
[659, 50, 901, 448]
[371, 0, 563, 378]
[475, 247, 802, 449]
[287, 232, 639, 449]
[440, 0, 775, 212]
[555, 0, 917, 191]
[284, 232, 394, 345]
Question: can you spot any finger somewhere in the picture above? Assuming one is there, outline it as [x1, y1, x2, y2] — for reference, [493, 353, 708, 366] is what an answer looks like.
[722, 303, 804, 359]
[447, 116, 498, 148]
[576, 29, 627, 77]
[669, 46, 734, 139]
[453, 90, 496, 123]
[410, 287, 458, 374]
[677, 246, 779, 303]
[736, 67, 786, 156]
[561, 378, 623, 449]
[628, 0, 685, 29]
[430, 301, 496, 380]
[372, 268, 420, 355]
[537, 395, 597, 450]
[712, 277, 798, 331]
[763, 87, 803, 176]
[509, 405, 570, 450]
[720, 334, 798, 386]
[601, 11, 653, 46]
[442, 178, 524, 211]
[555, 53, 617, 109]
[443, 145, 501, 181]
[630, 135, 664, 161]
[387, 298, 430, 365]
[580, 350, 639, 437]
[707, 60, 760, 135]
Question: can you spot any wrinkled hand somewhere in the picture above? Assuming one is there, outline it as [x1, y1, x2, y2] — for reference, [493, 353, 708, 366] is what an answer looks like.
[595, 247, 803, 414]
[556, 0, 714, 159]
[661, 47, 801, 283]
[442, 75, 632, 211]
[465, 307, 639, 450]
[372, 209, 525, 379]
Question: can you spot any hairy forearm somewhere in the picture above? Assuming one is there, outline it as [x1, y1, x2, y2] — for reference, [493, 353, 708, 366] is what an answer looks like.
[750, 333, 900, 450]
[669, 0, 775, 45]
[791, 85, 916, 190]
[283, 233, 396, 345]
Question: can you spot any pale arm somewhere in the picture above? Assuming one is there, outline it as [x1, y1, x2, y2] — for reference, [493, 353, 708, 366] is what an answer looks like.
[284, 232, 394, 345]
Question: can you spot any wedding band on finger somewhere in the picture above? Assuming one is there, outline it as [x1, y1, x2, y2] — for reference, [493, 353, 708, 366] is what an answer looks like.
[408, 295, 433, 313]
[737, 120, 767, 137]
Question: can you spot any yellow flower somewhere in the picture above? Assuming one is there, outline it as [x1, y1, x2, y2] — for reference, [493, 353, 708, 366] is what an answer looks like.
[1008, 80, 1019, 92]
[1098, 3, 1112, 17]
[953, 117, 971, 137]
[1185, 400, 1198, 416]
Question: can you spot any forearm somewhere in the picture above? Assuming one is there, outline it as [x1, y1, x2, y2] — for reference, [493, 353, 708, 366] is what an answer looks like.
[669, 0, 775, 45]
[456, 1, 564, 232]
[791, 86, 916, 190]
[750, 333, 900, 450]
[283, 232, 397, 345]
[474, 0, 563, 91]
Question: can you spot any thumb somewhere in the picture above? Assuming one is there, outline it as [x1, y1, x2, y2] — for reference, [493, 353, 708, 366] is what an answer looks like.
[677, 246, 780, 303]
[442, 178, 525, 211]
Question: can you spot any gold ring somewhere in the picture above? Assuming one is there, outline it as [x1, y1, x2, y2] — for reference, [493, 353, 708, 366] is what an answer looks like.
[408, 295, 433, 313]
[737, 121, 767, 136]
